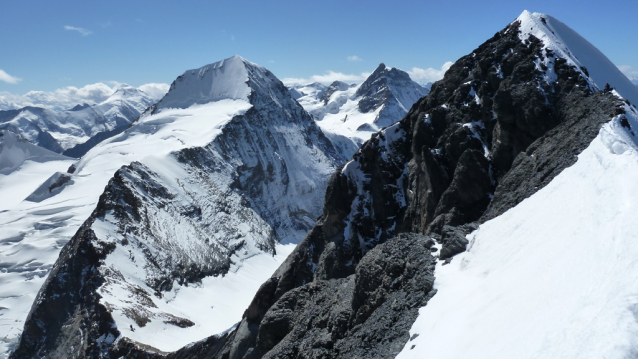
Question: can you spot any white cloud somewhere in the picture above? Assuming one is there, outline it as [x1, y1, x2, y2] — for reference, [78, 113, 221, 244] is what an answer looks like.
[138, 83, 170, 100]
[619, 65, 638, 86]
[282, 71, 371, 86]
[0, 82, 169, 111]
[347, 55, 362, 62]
[407, 61, 454, 84]
[0, 69, 21, 84]
[64, 25, 93, 36]
[282, 61, 455, 87]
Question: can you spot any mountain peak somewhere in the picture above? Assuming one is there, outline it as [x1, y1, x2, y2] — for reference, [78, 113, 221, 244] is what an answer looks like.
[104, 84, 152, 104]
[155, 55, 254, 110]
[153, 55, 287, 111]
[355, 63, 427, 116]
[513, 10, 638, 104]
[68, 103, 91, 111]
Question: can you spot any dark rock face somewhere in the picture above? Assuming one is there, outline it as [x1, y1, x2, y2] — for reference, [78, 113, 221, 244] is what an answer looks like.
[176, 18, 623, 359]
[355, 63, 429, 128]
[481, 90, 619, 221]
[320, 81, 352, 105]
[215, 233, 435, 359]
[9, 219, 162, 359]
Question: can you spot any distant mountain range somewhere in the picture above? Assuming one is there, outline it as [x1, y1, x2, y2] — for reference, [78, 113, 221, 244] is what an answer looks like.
[0, 85, 157, 157]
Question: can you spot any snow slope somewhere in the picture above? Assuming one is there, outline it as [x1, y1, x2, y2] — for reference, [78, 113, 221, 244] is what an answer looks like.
[99, 241, 295, 352]
[0, 131, 70, 174]
[3, 56, 343, 357]
[516, 11, 638, 105]
[0, 85, 156, 153]
[398, 103, 638, 359]
[0, 131, 74, 211]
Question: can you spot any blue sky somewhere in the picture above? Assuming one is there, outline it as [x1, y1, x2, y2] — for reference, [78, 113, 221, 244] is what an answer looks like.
[1, 0, 637, 96]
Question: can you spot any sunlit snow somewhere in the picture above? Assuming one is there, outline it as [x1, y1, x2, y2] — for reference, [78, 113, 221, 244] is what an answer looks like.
[0, 99, 251, 356]
[396, 14, 638, 355]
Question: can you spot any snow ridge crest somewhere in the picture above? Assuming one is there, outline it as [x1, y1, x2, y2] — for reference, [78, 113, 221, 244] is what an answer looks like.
[515, 10, 638, 105]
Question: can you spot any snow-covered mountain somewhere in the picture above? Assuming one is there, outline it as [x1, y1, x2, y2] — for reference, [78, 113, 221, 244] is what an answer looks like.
[295, 64, 428, 157]
[287, 82, 328, 100]
[0, 85, 156, 157]
[161, 11, 638, 359]
[4, 55, 345, 358]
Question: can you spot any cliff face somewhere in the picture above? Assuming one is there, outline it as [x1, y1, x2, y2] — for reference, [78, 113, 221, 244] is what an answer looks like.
[179, 14, 627, 359]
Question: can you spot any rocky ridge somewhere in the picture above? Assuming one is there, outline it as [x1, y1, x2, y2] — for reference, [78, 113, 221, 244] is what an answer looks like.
[169, 12, 634, 359]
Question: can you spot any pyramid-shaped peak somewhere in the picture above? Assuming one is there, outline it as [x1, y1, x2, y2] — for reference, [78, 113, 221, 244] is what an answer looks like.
[512, 10, 638, 104]
[196, 55, 259, 73]
[356, 62, 420, 99]
[152, 55, 286, 111]
[155, 55, 260, 110]
[110, 84, 141, 96]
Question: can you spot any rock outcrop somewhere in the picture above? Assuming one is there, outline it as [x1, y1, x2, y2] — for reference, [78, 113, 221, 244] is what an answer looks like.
[175, 13, 627, 359]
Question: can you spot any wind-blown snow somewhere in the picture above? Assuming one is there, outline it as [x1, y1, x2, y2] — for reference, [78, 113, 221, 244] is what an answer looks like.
[517, 11, 638, 105]
[398, 104, 638, 358]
